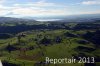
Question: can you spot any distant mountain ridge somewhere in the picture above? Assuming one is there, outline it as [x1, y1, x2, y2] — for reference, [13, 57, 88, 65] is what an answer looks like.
[0, 17, 37, 23]
[0, 14, 100, 22]
[60, 14, 100, 22]
[22, 14, 100, 22]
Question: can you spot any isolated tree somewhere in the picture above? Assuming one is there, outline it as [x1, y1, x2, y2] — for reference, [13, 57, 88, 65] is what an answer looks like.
[17, 35, 21, 43]
[55, 36, 62, 43]
[6, 43, 16, 53]
[40, 36, 51, 45]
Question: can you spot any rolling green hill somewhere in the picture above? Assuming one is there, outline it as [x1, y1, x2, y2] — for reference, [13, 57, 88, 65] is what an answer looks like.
[0, 21, 100, 66]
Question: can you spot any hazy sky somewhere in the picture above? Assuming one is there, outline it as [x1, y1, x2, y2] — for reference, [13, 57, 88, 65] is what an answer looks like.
[0, 0, 100, 17]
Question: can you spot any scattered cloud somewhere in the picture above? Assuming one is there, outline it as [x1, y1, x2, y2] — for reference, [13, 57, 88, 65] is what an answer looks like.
[12, 8, 67, 16]
[14, 0, 66, 8]
[0, 0, 5, 4]
[0, 0, 99, 17]
[0, 0, 68, 16]
[81, 0, 100, 5]
[0, 9, 10, 16]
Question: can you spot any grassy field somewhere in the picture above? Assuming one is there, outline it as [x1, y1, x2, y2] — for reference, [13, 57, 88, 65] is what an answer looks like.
[0, 29, 100, 66]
